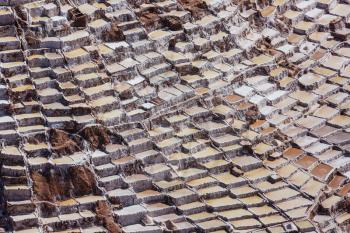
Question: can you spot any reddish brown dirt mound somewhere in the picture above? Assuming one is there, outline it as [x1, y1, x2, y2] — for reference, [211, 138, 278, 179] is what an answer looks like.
[49, 129, 82, 156]
[31, 171, 52, 201]
[178, 0, 210, 19]
[140, 12, 161, 31]
[95, 201, 122, 233]
[80, 125, 110, 150]
[32, 170, 71, 202]
[69, 166, 97, 196]
[32, 165, 97, 201]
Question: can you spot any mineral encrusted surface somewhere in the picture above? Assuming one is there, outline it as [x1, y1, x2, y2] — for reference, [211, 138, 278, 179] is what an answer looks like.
[1, 0, 350, 232]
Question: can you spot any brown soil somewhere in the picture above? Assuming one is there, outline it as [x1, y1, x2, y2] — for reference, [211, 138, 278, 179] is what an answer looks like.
[139, 12, 161, 31]
[32, 171, 54, 201]
[31, 170, 71, 202]
[80, 125, 110, 150]
[178, 0, 210, 19]
[71, 15, 88, 28]
[32, 165, 97, 202]
[69, 166, 97, 197]
[68, 8, 88, 28]
[13, 6, 28, 28]
[95, 200, 122, 233]
[102, 22, 124, 42]
[26, 135, 44, 145]
[25, 32, 40, 48]
[162, 17, 183, 31]
[49, 129, 82, 156]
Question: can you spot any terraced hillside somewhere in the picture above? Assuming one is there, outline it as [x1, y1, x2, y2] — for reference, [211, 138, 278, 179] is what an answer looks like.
[1, 0, 350, 232]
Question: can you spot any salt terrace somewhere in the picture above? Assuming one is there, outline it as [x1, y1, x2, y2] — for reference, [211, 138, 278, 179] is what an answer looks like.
[1, 0, 350, 232]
